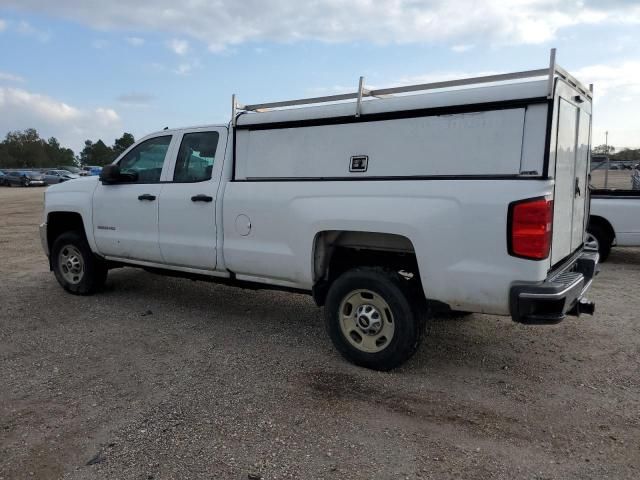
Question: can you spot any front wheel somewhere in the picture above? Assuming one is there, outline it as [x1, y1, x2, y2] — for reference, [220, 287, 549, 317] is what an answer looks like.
[51, 231, 108, 295]
[324, 267, 424, 371]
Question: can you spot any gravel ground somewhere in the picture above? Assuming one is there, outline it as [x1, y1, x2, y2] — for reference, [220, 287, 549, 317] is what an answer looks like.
[0, 187, 638, 480]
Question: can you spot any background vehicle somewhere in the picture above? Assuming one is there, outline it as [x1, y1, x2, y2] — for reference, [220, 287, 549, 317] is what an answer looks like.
[0, 170, 6, 186]
[82, 166, 102, 176]
[6, 171, 46, 187]
[58, 166, 84, 176]
[588, 189, 640, 261]
[40, 50, 597, 370]
[44, 169, 80, 185]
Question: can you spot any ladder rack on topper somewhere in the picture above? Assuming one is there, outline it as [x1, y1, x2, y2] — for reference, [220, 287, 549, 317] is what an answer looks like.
[231, 48, 593, 125]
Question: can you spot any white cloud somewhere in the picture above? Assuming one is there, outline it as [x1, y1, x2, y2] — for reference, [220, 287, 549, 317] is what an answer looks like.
[174, 63, 192, 76]
[574, 61, 640, 99]
[116, 92, 154, 106]
[167, 38, 189, 55]
[2, 1, 639, 50]
[0, 71, 24, 82]
[91, 39, 109, 49]
[173, 58, 201, 76]
[573, 61, 640, 148]
[0, 18, 6, 32]
[126, 36, 144, 46]
[16, 20, 51, 42]
[451, 44, 474, 53]
[0, 87, 122, 152]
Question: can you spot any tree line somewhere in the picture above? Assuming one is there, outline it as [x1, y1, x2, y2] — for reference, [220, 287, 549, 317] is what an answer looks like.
[0, 128, 135, 169]
[592, 144, 640, 161]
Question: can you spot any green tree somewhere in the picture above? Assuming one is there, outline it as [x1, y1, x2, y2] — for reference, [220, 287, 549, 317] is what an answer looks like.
[611, 148, 640, 161]
[0, 128, 80, 169]
[45, 137, 76, 167]
[79, 140, 94, 166]
[592, 144, 615, 155]
[113, 132, 135, 157]
[92, 140, 114, 166]
[1, 129, 49, 168]
[79, 133, 136, 166]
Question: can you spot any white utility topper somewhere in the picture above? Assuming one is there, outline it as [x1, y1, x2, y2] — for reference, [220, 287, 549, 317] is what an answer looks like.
[41, 49, 598, 370]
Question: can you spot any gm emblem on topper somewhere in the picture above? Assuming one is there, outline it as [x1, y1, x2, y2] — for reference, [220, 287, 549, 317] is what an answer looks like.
[350, 155, 368, 172]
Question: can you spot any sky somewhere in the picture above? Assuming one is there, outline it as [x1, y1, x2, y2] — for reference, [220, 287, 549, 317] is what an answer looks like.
[0, 0, 639, 154]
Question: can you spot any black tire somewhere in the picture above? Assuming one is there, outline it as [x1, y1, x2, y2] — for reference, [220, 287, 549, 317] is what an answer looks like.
[51, 231, 108, 295]
[324, 267, 425, 371]
[587, 223, 612, 262]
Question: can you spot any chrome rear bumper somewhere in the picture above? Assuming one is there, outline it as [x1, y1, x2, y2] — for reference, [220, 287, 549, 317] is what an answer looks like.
[510, 250, 599, 324]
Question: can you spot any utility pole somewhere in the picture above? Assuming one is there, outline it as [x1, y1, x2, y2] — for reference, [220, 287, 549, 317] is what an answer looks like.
[604, 130, 610, 189]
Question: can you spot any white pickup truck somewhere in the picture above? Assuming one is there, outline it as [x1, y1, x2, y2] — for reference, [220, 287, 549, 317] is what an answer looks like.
[40, 50, 599, 370]
[588, 188, 640, 261]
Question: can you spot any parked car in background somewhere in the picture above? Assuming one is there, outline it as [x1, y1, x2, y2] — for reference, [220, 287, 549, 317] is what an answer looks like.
[588, 188, 640, 261]
[44, 169, 80, 185]
[0, 170, 7, 186]
[58, 166, 85, 176]
[5, 171, 46, 187]
[82, 166, 103, 176]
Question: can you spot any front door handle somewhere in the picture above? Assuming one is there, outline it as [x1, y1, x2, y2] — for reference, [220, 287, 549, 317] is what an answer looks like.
[138, 194, 156, 201]
[191, 194, 213, 202]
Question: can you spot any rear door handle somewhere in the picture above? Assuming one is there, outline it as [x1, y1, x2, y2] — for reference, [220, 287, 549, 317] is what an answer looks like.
[138, 194, 156, 201]
[191, 194, 213, 202]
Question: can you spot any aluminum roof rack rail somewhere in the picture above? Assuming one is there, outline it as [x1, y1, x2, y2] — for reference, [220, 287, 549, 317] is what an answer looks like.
[232, 48, 592, 122]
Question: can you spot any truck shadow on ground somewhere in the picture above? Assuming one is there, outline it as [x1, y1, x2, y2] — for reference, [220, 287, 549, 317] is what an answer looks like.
[606, 248, 640, 266]
[97, 267, 549, 376]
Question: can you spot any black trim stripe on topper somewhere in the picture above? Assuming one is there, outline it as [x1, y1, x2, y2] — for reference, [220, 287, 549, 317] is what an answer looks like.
[235, 97, 548, 131]
[542, 98, 555, 178]
[235, 174, 542, 182]
[231, 96, 551, 182]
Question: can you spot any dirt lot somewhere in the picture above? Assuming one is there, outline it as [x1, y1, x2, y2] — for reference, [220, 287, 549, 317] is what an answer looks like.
[0, 187, 638, 480]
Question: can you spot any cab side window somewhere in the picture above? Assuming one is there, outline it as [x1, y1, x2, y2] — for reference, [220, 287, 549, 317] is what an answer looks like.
[118, 135, 172, 183]
[173, 131, 219, 182]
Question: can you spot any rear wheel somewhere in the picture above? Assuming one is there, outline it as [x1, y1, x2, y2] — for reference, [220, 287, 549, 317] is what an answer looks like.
[324, 267, 424, 371]
[586, 224, 612, 262]
[51, 231, 108, 295]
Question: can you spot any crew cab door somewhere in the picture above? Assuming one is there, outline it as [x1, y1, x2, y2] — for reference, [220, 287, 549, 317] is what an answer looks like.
[92, 134, 175, 262]
[157, 127, 226, 270]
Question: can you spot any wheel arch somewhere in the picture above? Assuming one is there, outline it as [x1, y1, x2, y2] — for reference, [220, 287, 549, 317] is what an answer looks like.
[588, 215, 615, 244]
[311, 230, 422, 306]
[47, 211, 89, 255]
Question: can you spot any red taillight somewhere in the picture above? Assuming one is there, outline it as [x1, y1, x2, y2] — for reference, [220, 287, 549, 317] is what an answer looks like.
[508, 197, 553, 260]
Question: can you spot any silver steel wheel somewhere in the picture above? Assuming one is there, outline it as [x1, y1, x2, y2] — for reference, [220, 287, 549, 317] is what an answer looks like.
[58, 244, 85, 285]
[585, 232, 599, 252]
[339, 289, 395, 353]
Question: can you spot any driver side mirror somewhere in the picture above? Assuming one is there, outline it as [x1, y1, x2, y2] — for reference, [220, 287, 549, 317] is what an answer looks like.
[100, 164, 137, 184]
[99, 164, 121, 184]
